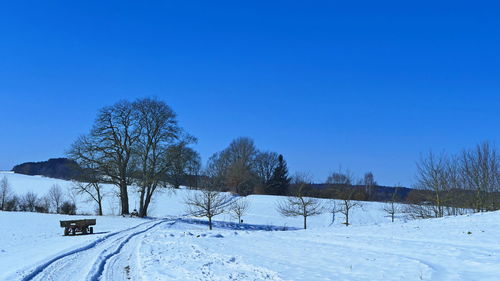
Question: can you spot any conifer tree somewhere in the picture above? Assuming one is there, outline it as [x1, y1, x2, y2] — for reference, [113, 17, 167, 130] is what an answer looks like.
[267, 154, 291, 195]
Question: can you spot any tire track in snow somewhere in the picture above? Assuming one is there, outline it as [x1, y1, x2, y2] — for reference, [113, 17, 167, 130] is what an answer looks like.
[15, 219, 172, 281]
[93, 220, 176, 281]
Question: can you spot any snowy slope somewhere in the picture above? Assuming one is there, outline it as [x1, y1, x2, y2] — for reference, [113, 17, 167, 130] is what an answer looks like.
[1, 172, 499, 281]
[0, 171, 400, 228]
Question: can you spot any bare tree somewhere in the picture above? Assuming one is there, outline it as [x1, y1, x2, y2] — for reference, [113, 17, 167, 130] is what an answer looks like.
[73, 180, 105, 215]
[4, 195, 19, 211]
[0, 176, 12, 211]
[20, 191, 38, 212]
[40, 195, 51, 213]
[363, 172, 376, 200]
[276, 174, 323, 229]
[66, 185, 79, 210]
[326, 199, 340, 226]
[326, 167, 355, 185]
[337, 188, 361, 226]
[48, 184, 64, 213]
[412, 151, 457, 218]
[383, 186, 400, 222]
[255, 151, 279, 186]
[207, 137, 259, 195]
[165, 142, 201, 189]
[69, 100, 140, 215]
[229, 197, 250, 223]
[133, 98, 185, 217]
[460, 142, 500, 212]
[326, 170, 360, 226]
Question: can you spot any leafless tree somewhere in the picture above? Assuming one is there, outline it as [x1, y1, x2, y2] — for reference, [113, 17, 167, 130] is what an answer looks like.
[326, 199, 340, 226]
[383, 186, 400, 222]
[460, 142, 500, 212]
[184, 172, 230, 230]
[4, 195, 19, 211]
[73, 180, 105, 215]
[133, 98, 185, 217]
[207, 137, 259, 195]
[0, 176, 12, 211]
[412, 151, 457, 218]
[255, 151, 279, 186]
[164, 142, 201, 189]
[229, 197, 250, 223]
[40, 195, 51, 213]
[69, 100, 140, 215]
[326, 167, 355, 185]
[20, 191, 38, 212]
[276, 174, 323, 229]
[363, 172, 376, 200]
[66, 185, 79, 210]
[337, 188, 362, 226]
[326, 170, 360, 226]
[48, 184, 64, 213]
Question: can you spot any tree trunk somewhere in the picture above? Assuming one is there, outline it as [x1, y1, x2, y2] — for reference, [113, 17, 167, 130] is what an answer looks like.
[97, 188, 103, 216]
[139, 188, 145, 217]
[120, 180, 129, 215]
[140, 191, 153, 218]
[303, 215, 307, 229]
[208, 216, 212, 230]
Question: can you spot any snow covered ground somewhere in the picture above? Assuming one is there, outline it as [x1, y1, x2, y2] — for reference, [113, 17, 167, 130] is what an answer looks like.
[0, 172, 400, 228]
[1, 172, 499, 281]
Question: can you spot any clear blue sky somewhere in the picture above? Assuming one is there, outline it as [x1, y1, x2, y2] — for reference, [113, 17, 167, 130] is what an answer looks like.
[1, 1, 499, 186]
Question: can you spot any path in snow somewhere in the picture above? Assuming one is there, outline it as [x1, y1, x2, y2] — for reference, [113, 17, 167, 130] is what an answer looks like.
[10, 219, 174, 281]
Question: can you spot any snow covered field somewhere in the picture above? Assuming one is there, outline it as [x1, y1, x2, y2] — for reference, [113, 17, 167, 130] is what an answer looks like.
[1, 172, 499, 281]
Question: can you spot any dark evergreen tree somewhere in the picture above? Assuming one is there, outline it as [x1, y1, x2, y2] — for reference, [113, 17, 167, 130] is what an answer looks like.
[267, 154, 291, 195]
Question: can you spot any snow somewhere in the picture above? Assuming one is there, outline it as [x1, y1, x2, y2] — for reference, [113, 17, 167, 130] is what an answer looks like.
[1, 172, 499, 281]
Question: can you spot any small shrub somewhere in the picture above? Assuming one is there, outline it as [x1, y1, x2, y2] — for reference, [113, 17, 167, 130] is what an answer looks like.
[60, 201, 77, 215]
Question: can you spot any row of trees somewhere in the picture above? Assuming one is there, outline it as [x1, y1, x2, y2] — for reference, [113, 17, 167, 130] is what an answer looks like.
[406, 142, 500, 218]
[185, 171, 369, 230]
[0, 177, 76, 214]
[69, 98, 201, 217]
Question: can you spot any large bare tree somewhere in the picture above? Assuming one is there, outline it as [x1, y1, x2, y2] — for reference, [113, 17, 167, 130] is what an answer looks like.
[207, 137, 259, 195]
[133, 98, 184, 217]
[69, 100, 140, 215]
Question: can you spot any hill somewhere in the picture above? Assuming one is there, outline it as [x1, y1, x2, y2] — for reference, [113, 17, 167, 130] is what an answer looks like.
[11, 158, 82, 180]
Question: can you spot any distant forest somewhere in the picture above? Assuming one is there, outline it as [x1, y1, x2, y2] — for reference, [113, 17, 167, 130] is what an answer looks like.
[12, 158, 82, 180]
[11, 157, 411, 203]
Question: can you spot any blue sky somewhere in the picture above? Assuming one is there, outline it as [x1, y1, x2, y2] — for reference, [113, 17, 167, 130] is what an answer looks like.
[1, 1, 499, 186]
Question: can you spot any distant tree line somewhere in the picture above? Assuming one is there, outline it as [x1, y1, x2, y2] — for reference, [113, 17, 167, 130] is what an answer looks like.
[12, 158, 82, 180]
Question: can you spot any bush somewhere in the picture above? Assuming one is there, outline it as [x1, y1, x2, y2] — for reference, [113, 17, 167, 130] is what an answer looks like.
[4, 195, 19, 211]
[60, 201, 77, 215]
